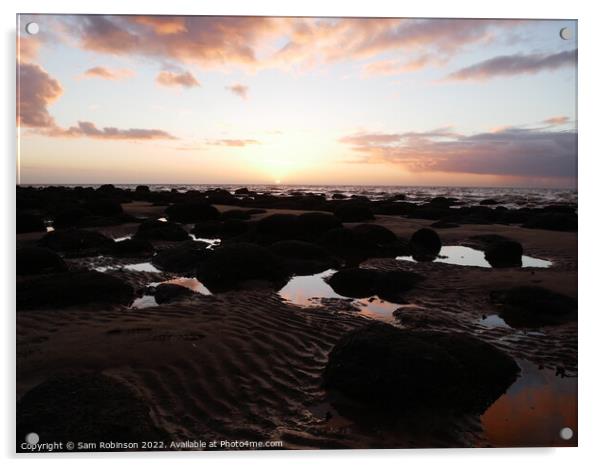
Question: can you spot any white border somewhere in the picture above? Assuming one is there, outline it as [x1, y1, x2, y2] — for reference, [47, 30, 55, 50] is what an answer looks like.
[3, 1, 600, 466]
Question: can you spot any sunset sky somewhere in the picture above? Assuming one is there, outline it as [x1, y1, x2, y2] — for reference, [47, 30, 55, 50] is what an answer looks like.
[17, 15, 577, 187]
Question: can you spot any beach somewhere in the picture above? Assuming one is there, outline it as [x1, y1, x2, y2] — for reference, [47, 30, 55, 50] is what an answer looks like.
[16, 185, 578, 449]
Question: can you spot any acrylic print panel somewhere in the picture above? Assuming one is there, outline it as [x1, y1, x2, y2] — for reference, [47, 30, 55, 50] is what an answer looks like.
[16, 14, 577, 452]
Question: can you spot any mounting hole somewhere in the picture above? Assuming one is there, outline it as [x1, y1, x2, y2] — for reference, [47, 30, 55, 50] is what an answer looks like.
[25, 22, 39, 35]
[559, 27, 572, 40]
[560, 427, 574, 440]
[25, 432, 39, 445]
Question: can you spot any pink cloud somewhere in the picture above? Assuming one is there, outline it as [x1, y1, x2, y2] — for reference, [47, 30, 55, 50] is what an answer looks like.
[543, 116, 570, 126]
[48, 121, 176, 140]
[206, 139, 260, 147]
[361, 55, 433, 77]
[225, 84, 249, 99]
[82, 66, 135, 80]
[17, 62, 63, 128]
[156, 70, 200, 88]
[339, 126, 576, 179]
[446, 49, 577, 81]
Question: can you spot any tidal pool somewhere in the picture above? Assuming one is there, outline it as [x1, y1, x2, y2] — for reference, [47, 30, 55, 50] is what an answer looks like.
[131, 276, 211, 309]
[397, 245, 552, 268]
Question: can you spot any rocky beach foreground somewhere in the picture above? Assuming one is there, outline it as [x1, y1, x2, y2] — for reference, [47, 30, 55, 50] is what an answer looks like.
[16, 185, 578, 450]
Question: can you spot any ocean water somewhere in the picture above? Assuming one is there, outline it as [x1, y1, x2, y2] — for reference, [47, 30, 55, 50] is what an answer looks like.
[38, 184, 577, 209]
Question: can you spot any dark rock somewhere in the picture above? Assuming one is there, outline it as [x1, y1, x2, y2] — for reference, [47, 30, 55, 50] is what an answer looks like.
[332, 193, 347, 199]
[480, 199, 499, 205]
[166, 202, 220, 223]
[191, 220, 222, 238]
[83, 199, 124, 217]
[334, 202, 375, 222]
[297, 212, 342, 239]
[221, 209, 252, 220]
[17, 271, 134, 310]
[152, 242, 211, 273]
[205, 188, 236, 204]
[491, 286, 577, 327]
[430, 220, 460, 229]
[17, 212, 46, 233]
[324, 323, 519, 415]
[135, 185, 150, 193]
[409, 228, 442, 261]
[17, 247, 67, 275]
[154, 283, 195, 304]
[352, 224, 397, 246]
[17, 373, 167, 450]
[234, 187, 252, 195]
[373, 270, 425, 302]
[196, 242, 288, 292]
[523, 213, 577, 231]
[327, 268, 423, 301]
[256, 214, 300, 240]
[270, 240, 339, 275]
[52, 206, 93, 227]
[484, 240, 523, 268]
[111, 238, 154, 257]
[39, 229, 114, 255]
[134, 219, 189, 241]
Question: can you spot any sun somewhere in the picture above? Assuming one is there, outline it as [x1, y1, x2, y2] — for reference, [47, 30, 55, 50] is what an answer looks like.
[275, 179, 282, 184]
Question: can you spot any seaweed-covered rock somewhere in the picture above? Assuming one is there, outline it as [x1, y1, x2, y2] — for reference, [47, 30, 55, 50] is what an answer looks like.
[196, 242, 288, 292]
[484, 240, 523, 268]
[154, 283, 195, 304]
[491, 286, 577, 327]
[297, 212, 342, 238]
[17, 212, 46, 233]
[256, 214, 300, 240]
[324, 323, 519, 415]
[134, 219, 189, 241]
[17, 271, 134, 310]
[270, 240, 339, 275]
[352, 224, 397, 246]
[409, 228, 442, 261]
[152, 242, 211, 273]
[327, 268, 423, 302]
[334, 202, 374, 222]
[17, 373, 167, 450]
[166, 202, 220, 223]
[39, 229, 114, 255]
[111, 238, 154, 258]
[17, 247, 67, 275]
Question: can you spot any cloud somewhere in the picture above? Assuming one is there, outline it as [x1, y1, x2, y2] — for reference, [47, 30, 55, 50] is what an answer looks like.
[18, 36, 41, 62]
[59, 16, 525, 74]
[81, 66, 135, 80]
[446, 49, 577, 81]
[17, 62, 63, 128]
[225, 84, 249, 99]
[361, 55, 433, 77]
[48, 121, 176, 140]
[543, 116, 570, 126]
[18, 62, 175, 141]
[339, 126, 576, 179]
[156, 70, 200, 88]
[206, 139, 260, 147]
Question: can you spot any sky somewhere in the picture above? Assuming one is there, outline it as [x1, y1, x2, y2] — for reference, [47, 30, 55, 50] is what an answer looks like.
[17, 15, 577, 188]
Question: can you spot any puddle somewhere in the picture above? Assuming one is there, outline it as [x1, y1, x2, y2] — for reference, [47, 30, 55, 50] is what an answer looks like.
[113, 235, 132, 242]
[189, 234, 221, 249]
[131, 295, 158, 309]
[46, 226, 55, 232]
[481, 359, 577, 447]
[158, 217, 167, 222]
[479, 314, 511, 329]
[397, 245, 552, 268]
[148, 276, 211, 295]
[278, 269, 402, 322]
[95, 262, 161, 273]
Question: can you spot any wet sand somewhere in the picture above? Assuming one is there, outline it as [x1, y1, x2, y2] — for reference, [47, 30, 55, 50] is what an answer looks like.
[16, 201, 577, 449]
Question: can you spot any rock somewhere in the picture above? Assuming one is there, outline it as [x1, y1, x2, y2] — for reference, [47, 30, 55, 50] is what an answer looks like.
[152, 242, 211, 273]
[17, 212, 46, 233]
[327, 268, 422, 302]
[430, 220, 460, 229]
[166, 202, 220, 223]
[221, 209, 252, 220]
[39, 229, 114, 255]
[297, 212, 342, 239]
[334, 202, 374, 222]
[409, 228, 442, 261]
[234, 187, 252, 195]
[154, 283, 195, 304]
[256, 214, 300, 240]
[17, 247, 67, 275]
[351, 224, 397, 246]
[480, 199, 499, 205]
[17, 271, 134, 309]
[205, 188, 236, 204]
[490, 286, 577, 327]
[332, 193, 347, 199]
[52, 206, 93, 227]
[324, 323, 519, 415]
[191, 220, 222, 238]
[111, 238, 154, 257]
[134, 219, 189, 241]
[484, 240, 523, 268]
[196, 242, 288, 292]
[522, 213, 577, 231]
[135, 185, 150, 193]
[270, 240, 339, 275]
[83, 199, 124, 216]
[17, 373, 167, 449]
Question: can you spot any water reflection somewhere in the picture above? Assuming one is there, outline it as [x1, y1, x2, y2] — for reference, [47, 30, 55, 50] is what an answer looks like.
[479, 314, 511, 329]
[189, 234, 221, 249]
[149, 276, 211, 295]
[95, 262, 161, 273]
[278, 269, 401, 322]
[397, 245, 552, 269]
[481, 359, 577, 447]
